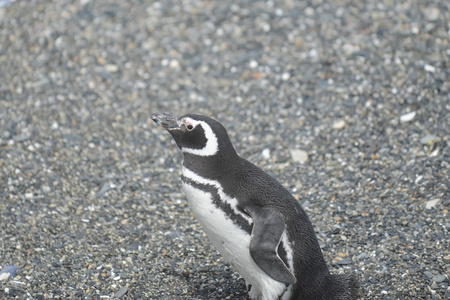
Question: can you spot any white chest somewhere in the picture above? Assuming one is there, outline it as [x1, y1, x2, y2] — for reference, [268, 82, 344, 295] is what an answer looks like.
[181, 167, 289, 300]
[182, 181, 250, 260]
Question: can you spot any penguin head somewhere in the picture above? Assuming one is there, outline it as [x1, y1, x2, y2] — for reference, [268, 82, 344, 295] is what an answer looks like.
[151, 112, 235, 157]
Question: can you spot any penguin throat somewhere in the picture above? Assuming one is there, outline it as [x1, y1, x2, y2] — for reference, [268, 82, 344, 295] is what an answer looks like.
[181, 120, 219, 156]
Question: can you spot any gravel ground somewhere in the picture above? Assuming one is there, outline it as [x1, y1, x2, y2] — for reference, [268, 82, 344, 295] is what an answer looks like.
[1, 0, 449, 299]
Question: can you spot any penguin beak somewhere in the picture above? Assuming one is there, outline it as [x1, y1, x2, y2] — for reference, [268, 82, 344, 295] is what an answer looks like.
[151, 112, 181, 130]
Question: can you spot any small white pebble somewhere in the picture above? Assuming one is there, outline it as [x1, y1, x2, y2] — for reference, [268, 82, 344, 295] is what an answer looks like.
[332, 119, 346, 130]
[161, 59, 169, 66]
[216, 28, 224, 36]
[399, 111, 416, 122]
[249, 60, 258, 68]
[169, 59, 180, 69]
[261, 22, 271, 32]
[411, 24, 419, 34]
[414, 175, 423, 185]
[261, 148, 271, 159]
[305, 7, 314, 16]
[424, 64, 435, 73]
[281, 72, 290, 81]
[430, 147, 439, 157]
[104, 64, 119, 73]
[0, 273, 10, 281]
[290, 149, 308, 163]
[425, 199, 441, 209]
[275, 8, 283, 16]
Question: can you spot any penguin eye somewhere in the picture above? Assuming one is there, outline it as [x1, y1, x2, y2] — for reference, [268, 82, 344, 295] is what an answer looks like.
[186, 123, 194, 131]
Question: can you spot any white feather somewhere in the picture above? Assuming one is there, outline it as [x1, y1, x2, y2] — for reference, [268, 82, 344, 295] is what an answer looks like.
[280, 231, 294, 300]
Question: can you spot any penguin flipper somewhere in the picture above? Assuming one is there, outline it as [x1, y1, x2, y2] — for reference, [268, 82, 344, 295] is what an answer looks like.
[245, 205, 296, 284]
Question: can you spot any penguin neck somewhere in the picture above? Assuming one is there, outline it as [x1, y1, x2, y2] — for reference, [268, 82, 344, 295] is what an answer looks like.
[182, 150, 240, 180]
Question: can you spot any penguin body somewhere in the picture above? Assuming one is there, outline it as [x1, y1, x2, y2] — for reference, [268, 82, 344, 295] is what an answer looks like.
[151, 113, 359, 300]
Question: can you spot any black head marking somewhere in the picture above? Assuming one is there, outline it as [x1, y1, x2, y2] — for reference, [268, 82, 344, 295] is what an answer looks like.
[152, 113, 236, 158]
[168, 120, 208, 152]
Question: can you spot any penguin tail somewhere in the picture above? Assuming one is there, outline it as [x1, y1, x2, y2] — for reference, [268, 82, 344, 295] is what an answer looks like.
[324, 272, 360, 300]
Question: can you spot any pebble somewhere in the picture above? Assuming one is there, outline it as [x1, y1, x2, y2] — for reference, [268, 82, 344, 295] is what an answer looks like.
[261, 148, 271, 159]
[104, 64, 119, 73]
[399, 111, 416, 122]
[332, 119, 347, 130]
[0, 0, 13, 8]
[424, 64, 436, 73]
[420, 134, 438, 145]
[290, 149, 309, 163]
[13, 134, 32, 142]
[249, 60, 258, 68]
[114, 286, 128, 298]
[432, 274, 446, 283]
[96, 182, 112, 198]
[358, 252, 369, 260]
[423, 7, 440, 21]
[0, 265, 17, 281]
[335, 259, 352, 265]
[425, 199, 441, 210]
[281, 72, 291, 81]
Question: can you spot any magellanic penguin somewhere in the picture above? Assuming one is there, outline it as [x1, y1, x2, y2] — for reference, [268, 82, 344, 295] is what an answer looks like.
[151, 112, 360, 300]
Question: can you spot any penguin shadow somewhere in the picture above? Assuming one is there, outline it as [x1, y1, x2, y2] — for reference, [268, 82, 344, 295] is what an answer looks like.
[188, 264, 250, 299]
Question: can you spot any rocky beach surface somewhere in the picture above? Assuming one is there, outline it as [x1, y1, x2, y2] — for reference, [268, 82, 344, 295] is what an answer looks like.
[1, 0, 449, 299]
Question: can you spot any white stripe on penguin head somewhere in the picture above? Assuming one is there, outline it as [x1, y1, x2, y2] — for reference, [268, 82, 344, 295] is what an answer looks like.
[181, 117, 218, 156]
